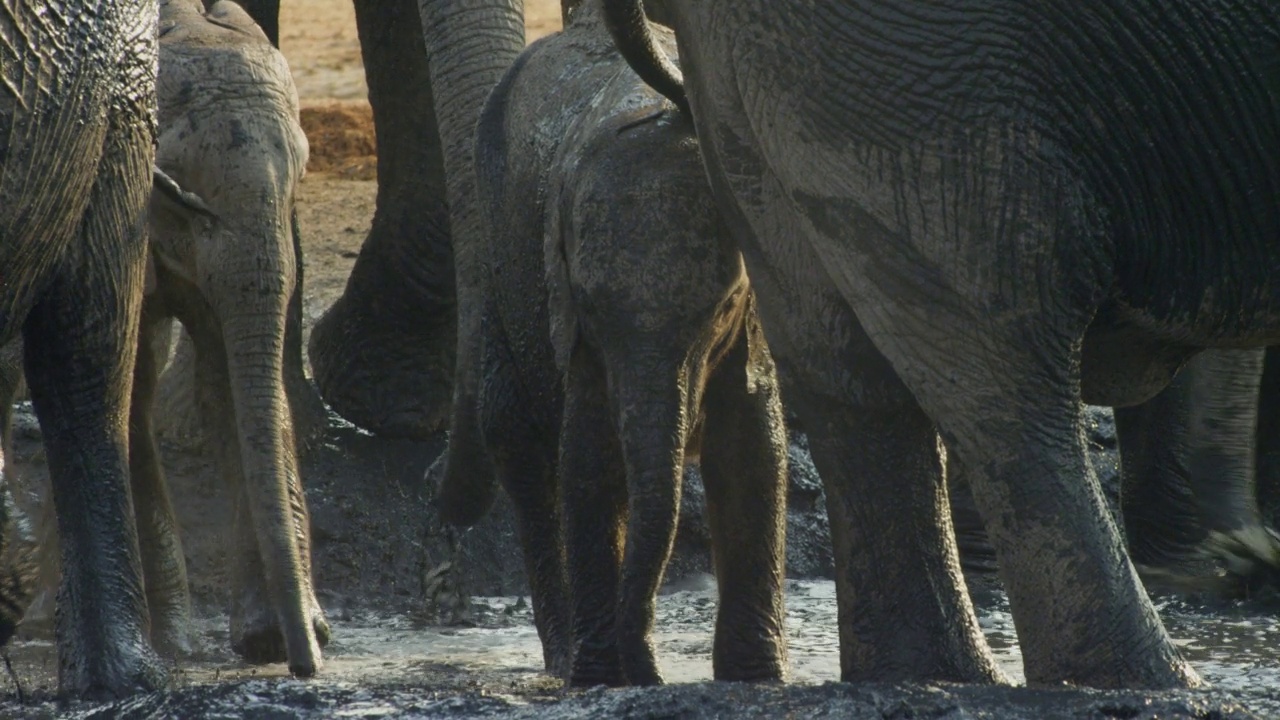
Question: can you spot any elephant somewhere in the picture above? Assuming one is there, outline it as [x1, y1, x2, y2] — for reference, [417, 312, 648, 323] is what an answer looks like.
[603, 0, 1280, 690]
[138, 0, 330, 675]
[1, 0, 166, 699]
[432, 3, 789, 687]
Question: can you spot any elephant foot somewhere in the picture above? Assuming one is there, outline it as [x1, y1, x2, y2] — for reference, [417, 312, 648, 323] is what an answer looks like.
[308, 294, 453, 440]
[231, 602, 331, 666]
[60, 636, 169, 700]
[620, 643, 663, 687]
[544, 644, 573, 681]
[569, 643, 626, 688]
[148, 600, 193, 658]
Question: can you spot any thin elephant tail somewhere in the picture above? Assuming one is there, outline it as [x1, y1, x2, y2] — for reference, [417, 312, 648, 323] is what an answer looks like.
[601, 0, 690, 116]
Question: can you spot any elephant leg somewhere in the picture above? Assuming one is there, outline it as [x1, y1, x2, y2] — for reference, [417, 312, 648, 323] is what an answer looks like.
[1178, 349, 1280, 584]
[1115, 357, 1208, 570]
[129, 305, 192, 657]
[559, 343, 627, 687]
[191, 330, 329, 665]
[479, 314, 572, 679]
[0, 342, 34, 650]
[798, 370, 1002, 684]
[1257, 347, 1280, 528]
[22, 214, 165, 696]
[699, 309, 788, 683]
[892, 320, 1195, 688]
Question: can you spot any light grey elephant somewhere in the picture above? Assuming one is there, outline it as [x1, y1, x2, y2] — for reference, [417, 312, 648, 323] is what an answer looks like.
[138, 0, 329, 675]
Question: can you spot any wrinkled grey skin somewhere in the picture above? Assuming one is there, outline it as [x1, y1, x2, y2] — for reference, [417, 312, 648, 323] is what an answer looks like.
[144, 0, 328, 676]
[1116, 348, 1280, 589]
[601, 0, 1280, 690]
[434, 6, 789, 687]
[0, 0, 165, 699]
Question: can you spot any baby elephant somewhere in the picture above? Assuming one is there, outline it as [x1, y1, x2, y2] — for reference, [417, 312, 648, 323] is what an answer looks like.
[436, 5, 789, 687]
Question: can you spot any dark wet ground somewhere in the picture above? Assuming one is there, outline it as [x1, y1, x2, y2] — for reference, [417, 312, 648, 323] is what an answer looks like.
[1, 405, 1278, 718]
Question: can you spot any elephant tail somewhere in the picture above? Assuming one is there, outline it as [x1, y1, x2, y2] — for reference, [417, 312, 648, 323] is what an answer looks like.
[602, 0, 690, 116]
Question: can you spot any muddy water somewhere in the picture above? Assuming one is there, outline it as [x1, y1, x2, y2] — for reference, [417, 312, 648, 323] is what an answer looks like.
[4, 578, 1275, 717]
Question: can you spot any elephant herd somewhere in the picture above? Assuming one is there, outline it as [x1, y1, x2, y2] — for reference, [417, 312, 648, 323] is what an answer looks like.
[2, 0, 1280, 703]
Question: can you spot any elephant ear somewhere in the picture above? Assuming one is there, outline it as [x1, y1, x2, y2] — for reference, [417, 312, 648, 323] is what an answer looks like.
[151, 167, 217, 226]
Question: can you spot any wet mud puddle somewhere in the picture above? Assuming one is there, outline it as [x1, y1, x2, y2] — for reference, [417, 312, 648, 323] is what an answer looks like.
[4, 579, 1278, 716]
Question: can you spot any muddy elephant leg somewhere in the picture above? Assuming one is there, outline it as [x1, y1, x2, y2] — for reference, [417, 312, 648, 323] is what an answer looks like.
[1257, 347, 1280, 528]
[699, 310, 788, 683]
[0, 343, 34, 649]
[190, 332, 329, 666]
[129, 306, 192, 657]
[479, 314, 572, 679]
[902, 320, 1195, 688]
[559, 343, 627, 687]
[796, 368, 1001, 683]
[1115, 357, 1209, 569]
[22, 218, 165, 696]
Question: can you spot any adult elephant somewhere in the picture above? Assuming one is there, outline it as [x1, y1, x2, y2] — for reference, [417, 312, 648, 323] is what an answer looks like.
[1, 0, 165, 698]
[603, 0, 1280, 689]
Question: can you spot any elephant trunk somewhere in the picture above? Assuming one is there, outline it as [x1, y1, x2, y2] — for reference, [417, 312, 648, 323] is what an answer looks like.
[416, 0, 523, 521]
[613, 369, 689, 686]
[218, 260, 321, 677]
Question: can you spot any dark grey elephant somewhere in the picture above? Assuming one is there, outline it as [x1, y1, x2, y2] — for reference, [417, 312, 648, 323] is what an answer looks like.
[603, 0, 1280, 690]
[433, 4, 788, 687]
[0, 0, 165, 699]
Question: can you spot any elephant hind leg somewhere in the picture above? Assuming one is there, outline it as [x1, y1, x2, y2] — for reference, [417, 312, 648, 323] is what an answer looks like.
[799, 360, 1003, 684]
[479, 315, 573, 680]
[699, 309, 789, 684]
[559, 343, 627, 687]
[129, 305, 193, 657]
[21, 181, 166, 697]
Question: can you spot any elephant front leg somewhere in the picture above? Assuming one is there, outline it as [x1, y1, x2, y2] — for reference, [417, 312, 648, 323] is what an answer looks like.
[129, 307, 193, 657]
[559, 344, 627, 687]
[699, 313, 788, 683]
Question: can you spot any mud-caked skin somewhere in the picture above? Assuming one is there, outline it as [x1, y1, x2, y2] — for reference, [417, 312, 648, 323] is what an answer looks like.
[142, 0, 329, 676]
[601, 0, 1280, 691]
[0, 0, 165, 699]
[435, 6, 790, 688]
